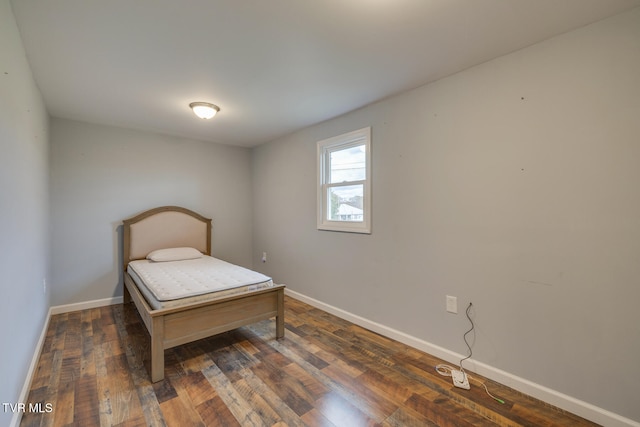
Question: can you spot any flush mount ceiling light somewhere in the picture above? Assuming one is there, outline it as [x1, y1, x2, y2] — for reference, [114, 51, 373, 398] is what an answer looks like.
[189, 102, 220, 119]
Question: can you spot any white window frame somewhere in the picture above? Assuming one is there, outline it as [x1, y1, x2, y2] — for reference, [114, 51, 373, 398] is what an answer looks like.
[317, 127, 371, 234]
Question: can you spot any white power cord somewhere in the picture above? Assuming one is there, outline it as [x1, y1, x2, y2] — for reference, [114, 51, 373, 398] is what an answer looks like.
[435, 303, 505, 404]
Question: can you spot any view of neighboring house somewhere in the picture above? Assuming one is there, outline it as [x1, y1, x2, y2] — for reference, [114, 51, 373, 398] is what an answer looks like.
[336, 203, 363, 221]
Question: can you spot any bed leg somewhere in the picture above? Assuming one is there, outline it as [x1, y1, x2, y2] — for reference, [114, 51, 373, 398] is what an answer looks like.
[123, 284, 132, 304]
[150, 317, 165, 382]
[276, 288, 285, 339]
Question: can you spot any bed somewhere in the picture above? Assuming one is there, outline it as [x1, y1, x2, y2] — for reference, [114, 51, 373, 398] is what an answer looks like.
[122, 205, 285, 382]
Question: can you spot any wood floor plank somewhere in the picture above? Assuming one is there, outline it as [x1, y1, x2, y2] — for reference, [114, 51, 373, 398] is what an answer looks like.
[151, 378, 178, 404]
[73, 375, 100, 426]
[51, 314, 68, 353]
[322, 368, 398, 422]
[250, 359, 315, 417]
[174, 342, 214, 375]
[158, 391, 204, 427]
[233, 364, 307, 427]
[195, 396, 241, 427]
[356, 368, 414, 405]
[80, 309, 96, 378]
[315, 392, 378, 427]
[300, 408, 338, 427]
[229, 377, 283, 426]
[404, 392, 493, 427]
[132, 383, 164, 427]
[201, 362, 267, 426]
[112, 414, 149, 427]
[51, 379, 74, 427]
[94, 340, 113, 426]
[381, 406, 441, 427]
[63, 311, 82, 360]
[29, 350, 54, 390]
[38, 347, 64, 427]
[20, 296, 601, 427]
[177, 371, 217, 407]
[104, 353, 144, 425]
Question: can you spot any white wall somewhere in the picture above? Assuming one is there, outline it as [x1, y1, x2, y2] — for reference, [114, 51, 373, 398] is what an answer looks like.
[0, 1, 50, 425]
[252, 8, 640, 423]
[50, 118, 253, 306]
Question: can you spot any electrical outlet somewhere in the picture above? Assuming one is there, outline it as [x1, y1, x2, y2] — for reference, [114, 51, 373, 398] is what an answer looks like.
[446, 295, 457, 313]
[43, 278, 47, 294]
[262, 252, 267, 263]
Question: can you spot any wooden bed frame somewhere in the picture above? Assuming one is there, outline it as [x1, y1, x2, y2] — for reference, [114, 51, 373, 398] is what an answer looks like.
[122, 206, 285, 382]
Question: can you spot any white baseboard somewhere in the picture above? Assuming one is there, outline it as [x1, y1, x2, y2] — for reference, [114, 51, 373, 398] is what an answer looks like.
[49, 296, 123, 315]
[285, 288, 640, 427]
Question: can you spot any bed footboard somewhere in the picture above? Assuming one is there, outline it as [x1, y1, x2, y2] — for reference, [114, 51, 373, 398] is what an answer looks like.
[124, 273, 285, 382]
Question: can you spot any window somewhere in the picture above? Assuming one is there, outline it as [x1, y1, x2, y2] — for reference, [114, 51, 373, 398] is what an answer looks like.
[317, 127, 371, 233]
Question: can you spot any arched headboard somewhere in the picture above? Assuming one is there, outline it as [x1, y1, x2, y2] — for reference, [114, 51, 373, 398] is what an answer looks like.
[122, 206, 212, 269]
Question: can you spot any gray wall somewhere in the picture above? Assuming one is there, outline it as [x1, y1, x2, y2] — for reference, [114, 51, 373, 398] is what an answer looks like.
[3, 2, 639, 424]
[252, 9, 640, 422]
[50, 118, 254, 306]
[0, 1, 50, 425]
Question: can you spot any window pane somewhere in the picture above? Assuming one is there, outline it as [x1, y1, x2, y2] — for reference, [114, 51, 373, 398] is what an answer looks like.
[317, 126, 370, 233]
[330, 144, 365, 183]
[328, 184, 364, 222]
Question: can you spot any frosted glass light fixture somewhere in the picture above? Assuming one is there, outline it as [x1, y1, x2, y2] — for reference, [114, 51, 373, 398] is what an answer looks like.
[189, 102, 220, 119]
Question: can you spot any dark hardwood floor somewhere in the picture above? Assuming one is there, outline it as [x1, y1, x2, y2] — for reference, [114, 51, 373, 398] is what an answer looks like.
[21, 296, 599, 426]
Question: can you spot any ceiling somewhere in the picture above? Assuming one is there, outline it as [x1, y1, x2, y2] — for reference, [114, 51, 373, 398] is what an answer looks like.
[11, 0, 640, 147]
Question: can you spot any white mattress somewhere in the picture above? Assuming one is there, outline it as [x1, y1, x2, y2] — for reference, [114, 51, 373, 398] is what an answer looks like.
[127, 256, 273, 309]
